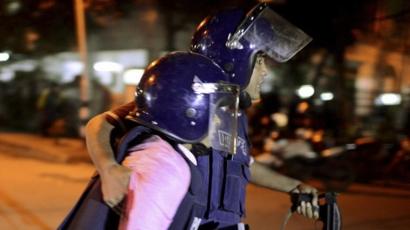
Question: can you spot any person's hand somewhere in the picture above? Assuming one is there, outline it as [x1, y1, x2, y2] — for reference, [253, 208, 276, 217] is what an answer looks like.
[100, 163, 132, 208]
[290, 183, 319, 220]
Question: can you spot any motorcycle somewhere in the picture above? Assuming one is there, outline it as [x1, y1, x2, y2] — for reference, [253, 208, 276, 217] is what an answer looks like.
[256, 132, 356, 191]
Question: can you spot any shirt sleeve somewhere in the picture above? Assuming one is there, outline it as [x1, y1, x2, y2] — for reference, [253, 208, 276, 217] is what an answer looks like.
[119, 136, 191, 230]
[104, 101, 136, 132]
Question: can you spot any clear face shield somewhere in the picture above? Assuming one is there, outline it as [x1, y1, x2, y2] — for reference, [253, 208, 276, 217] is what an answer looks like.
[226, 4, 312, 62]
[192, 82, 240, 154]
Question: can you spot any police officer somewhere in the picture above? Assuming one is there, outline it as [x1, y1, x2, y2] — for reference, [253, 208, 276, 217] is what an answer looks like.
[190, 4, 318, 227]
[61, 51, 241, 229]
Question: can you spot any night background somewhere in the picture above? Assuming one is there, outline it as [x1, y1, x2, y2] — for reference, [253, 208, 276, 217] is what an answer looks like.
[0, 0, 409, 229]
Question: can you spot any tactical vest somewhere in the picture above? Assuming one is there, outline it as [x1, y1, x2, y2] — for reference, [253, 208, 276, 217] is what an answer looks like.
[194, 114, 251, 228]
[168, 114, 251, 229]
[59, 115, 251, 229]
[58, 125, 154, 230]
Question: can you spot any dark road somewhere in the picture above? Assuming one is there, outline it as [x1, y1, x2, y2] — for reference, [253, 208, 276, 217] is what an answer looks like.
[1, 152, 410, 229]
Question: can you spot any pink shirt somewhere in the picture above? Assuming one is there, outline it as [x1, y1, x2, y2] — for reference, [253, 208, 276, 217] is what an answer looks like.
[119, 135, 191, 230]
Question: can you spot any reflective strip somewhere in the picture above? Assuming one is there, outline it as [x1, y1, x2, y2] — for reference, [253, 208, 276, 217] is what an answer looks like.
[189, 217, 202, 230]
[178, 144, 198, 166]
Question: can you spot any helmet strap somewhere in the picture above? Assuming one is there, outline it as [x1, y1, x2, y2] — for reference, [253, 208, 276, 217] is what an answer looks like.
[239, 91, 252, 109]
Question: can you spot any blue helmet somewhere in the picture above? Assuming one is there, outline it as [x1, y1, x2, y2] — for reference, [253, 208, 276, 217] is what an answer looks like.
[191, 8, 248, 87]
[191, 3, 312, 89]
[129, 51, 240, 147]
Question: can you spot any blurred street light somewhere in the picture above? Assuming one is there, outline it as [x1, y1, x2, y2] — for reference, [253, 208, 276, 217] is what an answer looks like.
[93, 61, 123, 72]
[320, 92, 334, 101]
[5, 0, 21, 15]
[123, 68, 144, 85]
[0, 69, 14, 82]
[375, 93, 402, 106]
[0, 52, 10, 62]
[297, 85, 315, 98]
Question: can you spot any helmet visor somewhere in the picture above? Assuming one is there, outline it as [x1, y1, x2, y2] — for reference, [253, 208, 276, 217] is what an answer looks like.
[227, 4, 312, 62]
[193, 82, 240, 154]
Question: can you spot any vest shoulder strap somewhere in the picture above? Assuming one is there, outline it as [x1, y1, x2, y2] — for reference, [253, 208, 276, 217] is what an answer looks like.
[115, 125, 152, 162]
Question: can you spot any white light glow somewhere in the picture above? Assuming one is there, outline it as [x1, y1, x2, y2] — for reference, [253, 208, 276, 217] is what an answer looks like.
[95, 72, 114, 85]
[0, 52, 10, 62]
[320, 92, 334, 101]
[61, 61, 83, 83]
[0, 70, 14, 82]
[271, 113, 288, 128]
[10, 60, 37, 71]
[7, 1, 21, 14]
[93, 61, 123, 72]
[192, 83, 218, 94]
[297, 85, 315, 98]
[123, 69, 144, 85]
[375, 93, 401, 106]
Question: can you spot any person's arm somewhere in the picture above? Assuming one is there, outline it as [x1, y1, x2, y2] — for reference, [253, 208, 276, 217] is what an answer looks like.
[250, 161, 301, 192]
[85, 113, 117, 172]
[249, 161, 319, 219]
[85, 109, 133, 208]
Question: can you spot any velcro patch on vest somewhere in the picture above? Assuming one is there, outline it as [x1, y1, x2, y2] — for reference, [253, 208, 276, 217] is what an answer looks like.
[217, 130, 247, 155]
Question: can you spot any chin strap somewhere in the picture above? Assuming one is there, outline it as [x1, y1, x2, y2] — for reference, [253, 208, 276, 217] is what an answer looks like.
[190, 143, 211, 157]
